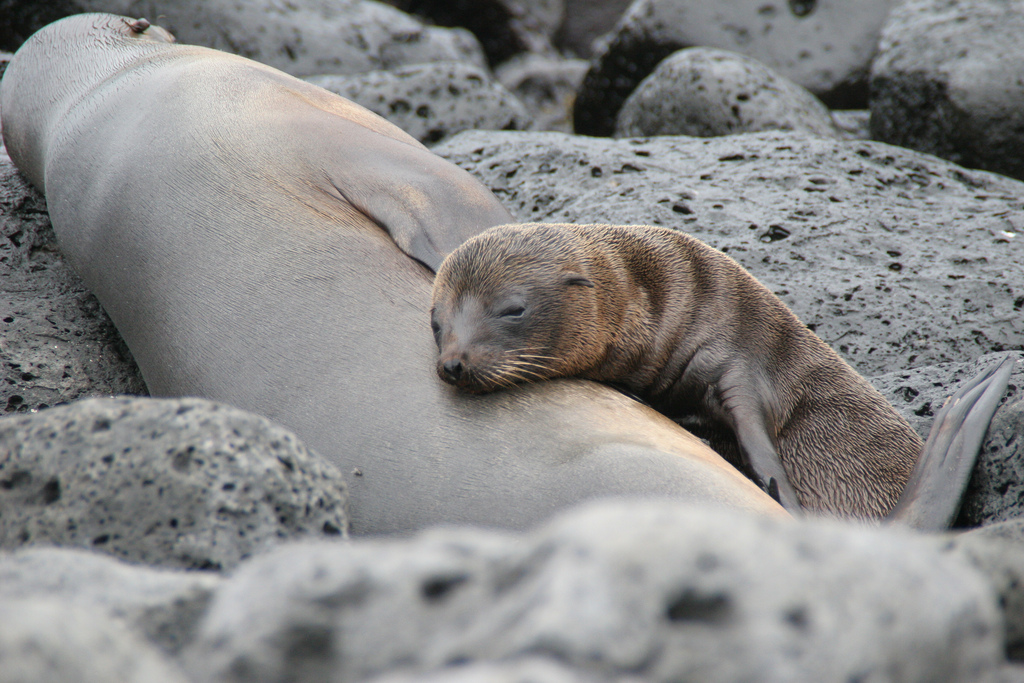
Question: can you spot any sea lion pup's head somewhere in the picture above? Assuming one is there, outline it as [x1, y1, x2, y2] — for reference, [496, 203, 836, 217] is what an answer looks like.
[431, 224, 609, 393]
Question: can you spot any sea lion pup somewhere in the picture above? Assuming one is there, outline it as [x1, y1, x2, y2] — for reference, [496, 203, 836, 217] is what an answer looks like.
[430, 223, 1011, 522]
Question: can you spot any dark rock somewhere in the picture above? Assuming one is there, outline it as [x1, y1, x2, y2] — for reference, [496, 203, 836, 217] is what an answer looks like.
[0, 0, 485, 77]
[614, 47, 840, 138]
[495, 53, 589, 133]
[0, 396, 349, 570]
[187, 500, 1001, 683]
[0, 599, 191, 683]
[0, 52, 13, 82]
[0, 155, 147, 413]
[383, 0, 564, 65]
[575, 0, 895, 136]
[435, 130, 1024, 376]
[306, 62, 531, 146]
[869, 352, 1024, 528]
[0, 546, 221, 655]
[0, 0, 89, 52]
[869, 0, 1024, 181]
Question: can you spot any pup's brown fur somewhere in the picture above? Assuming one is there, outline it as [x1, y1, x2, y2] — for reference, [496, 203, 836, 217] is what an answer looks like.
[431, 223, 921, 518]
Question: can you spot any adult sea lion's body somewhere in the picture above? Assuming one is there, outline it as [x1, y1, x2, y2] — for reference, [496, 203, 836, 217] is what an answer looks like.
[432, 223, 1013, 525]
[0, 14, 789, 533]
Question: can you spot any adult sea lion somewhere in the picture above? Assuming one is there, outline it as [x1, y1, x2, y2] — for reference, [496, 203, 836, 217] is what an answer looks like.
[0, 14, 790, 534]
[431, 223, 1013, 527]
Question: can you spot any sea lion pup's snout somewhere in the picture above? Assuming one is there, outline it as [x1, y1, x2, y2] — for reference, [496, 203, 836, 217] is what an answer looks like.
[431, 224, 603, 393]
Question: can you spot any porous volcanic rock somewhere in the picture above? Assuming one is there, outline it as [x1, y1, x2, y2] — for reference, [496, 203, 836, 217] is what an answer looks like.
[306, 62, 531, 145]
[0, 599, 191, 683]
[363, 658, 607, 683]
[0, 546, 222, 655]
[186, 499, 1001, 683]
[0, 154, 146, 414]
[496, 53, 589, 133]
[946, 519, 1024, 662]
[870, 0, 1024, 181]
[0, 0, 486, 77]
[0, 396, 348, 570]
[615, 47, 840, 138]
[575, 0, 896, 136]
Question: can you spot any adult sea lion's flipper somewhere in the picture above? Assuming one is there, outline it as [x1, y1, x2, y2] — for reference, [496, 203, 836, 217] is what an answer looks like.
[317, 118, 514, 272]
[886, 356, 1014, 532]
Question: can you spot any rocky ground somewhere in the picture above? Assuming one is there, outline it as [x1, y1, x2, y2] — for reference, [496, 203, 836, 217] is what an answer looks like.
[2, 1, 1024, 681]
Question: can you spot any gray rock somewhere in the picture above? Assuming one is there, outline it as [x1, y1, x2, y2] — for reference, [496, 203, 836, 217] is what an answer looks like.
[187, 527, 516, 683]
[187, 500, 1002, 683]
[968, 518, 1024, 547]
[0, 396, 348, 570]
[0, 546, 221, 655]
[306, 62, 531, 145]
[614, 47, 840, 139]
[364, 657, 611, 682]
[554, 0, 633, 57]
[870, 0, 1024, 181]
[1, 0, 485, 77]
[832, 109, 872, 140]
[0, 154, 146, 414]
[869, 352, 1022, 439]
[869, 352, 1024, 527]
[435, 130, 1024, 376]
[0, 598, 191, 683]
[946, 520, 1024, 661]
[574, 0, 896, 136]
[495, 53, 589, 133]
[382, 0, 565, 64]
[998, 664, 1024, 683]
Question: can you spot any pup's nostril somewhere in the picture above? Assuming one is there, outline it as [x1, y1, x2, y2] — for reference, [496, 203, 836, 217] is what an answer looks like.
[442, 359, 464, 382]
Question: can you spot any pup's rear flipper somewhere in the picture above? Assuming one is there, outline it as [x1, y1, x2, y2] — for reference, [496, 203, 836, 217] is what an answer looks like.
[886, 356, 1014, 532]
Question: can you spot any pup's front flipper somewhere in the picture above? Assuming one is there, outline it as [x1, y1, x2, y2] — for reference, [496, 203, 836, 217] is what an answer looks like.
[886, 356, 1015, 532]
[732, 407, 802, 514]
